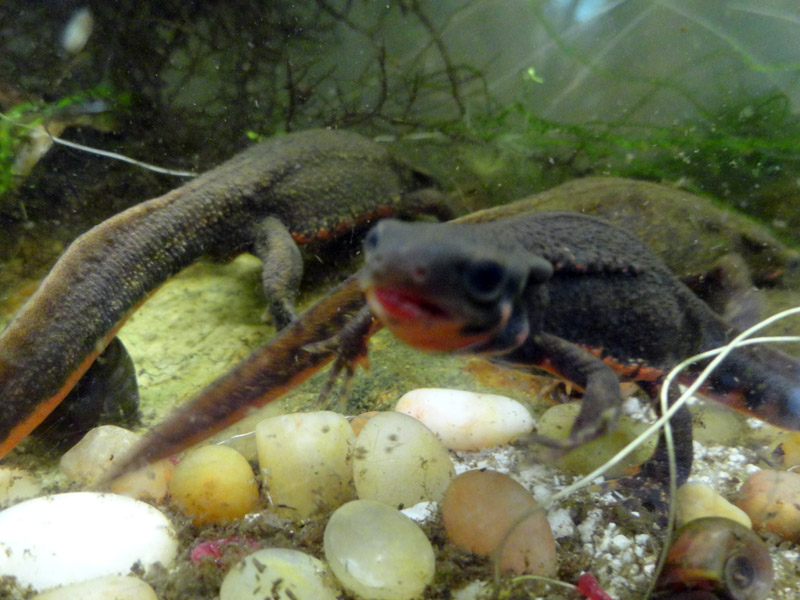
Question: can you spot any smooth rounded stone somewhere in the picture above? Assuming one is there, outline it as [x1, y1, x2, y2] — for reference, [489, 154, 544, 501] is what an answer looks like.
[349, 411, 380, 436]
[353, 411, 455, 506]
[220, 548, 340, 600]
[324, 500, 435, 600]
[736, 469, 800, 542]
[771, 431, 800, 467]
[395, 388, 534, 451]
[441, 470, 557, 576]
[0, 466, 42, 507]
[536, 402, 656, 476]
[60, 425, 142, 486]
[109, 458, 175, 502]
[690, 400, 745, 445]
[0, 492, 177, 591]
[60, 423, 173, 501]
[675, 482, 752, 528]
[169, 444, 259, 525]
[256, 411, 355, 519]
[32, 575, 157, 600]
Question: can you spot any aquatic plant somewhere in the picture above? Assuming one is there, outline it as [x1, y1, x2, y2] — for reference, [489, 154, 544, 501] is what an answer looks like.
[0, 87, 120, 209]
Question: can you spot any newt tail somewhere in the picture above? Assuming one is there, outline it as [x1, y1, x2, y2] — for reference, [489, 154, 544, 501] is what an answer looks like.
[692, 342, 800, 430]
[102, 274, 371, 481]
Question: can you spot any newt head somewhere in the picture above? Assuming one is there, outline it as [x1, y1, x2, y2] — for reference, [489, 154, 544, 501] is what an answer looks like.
[359, 219, 552, 354]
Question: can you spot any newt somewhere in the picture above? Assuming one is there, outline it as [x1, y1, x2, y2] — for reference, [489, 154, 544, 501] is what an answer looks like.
[106, 181, 800, 483]
[0, 128, 450, 459]
[360, 213, 800, 481]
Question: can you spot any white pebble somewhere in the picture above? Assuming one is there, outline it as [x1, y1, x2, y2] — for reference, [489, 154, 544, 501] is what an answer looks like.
[61, 7, 94, 54]
[32, 575, 157, 600]
[0, 492, 178, 591]
[395, 388, 534, 451]
[400, 501, 438, 523]
[610, 534, 632, 551]
[546, 507, 575, 539]
[577, 509, 604, 544]
[220, 548, 339, 600]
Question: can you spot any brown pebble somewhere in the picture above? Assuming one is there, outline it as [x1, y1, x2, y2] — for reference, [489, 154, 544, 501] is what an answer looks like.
[441, 469, 557, 576]
[735, 469, 800, 542]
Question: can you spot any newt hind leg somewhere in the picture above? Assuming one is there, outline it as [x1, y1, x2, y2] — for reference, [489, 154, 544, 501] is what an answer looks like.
[608, 380, 693, 518]
[636, 380, 693, 486]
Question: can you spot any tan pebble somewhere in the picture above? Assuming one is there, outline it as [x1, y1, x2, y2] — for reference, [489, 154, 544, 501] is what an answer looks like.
[221, 548, 340, 600]
[169, 445, 259, 525]
[772, 432, 800, 468]
[441, 470, 557, 576]
[690, 401, 744, 445]
[349, 411, 380, 436]
[675, 482, 751, 528]
[325, 500, 434, 600]
[735, 469, 800, 542]
[0, 467, 41, 506]
[32, 575, 157, 600]
[110, 459, 175, 502]
[60, 425, 142, 486]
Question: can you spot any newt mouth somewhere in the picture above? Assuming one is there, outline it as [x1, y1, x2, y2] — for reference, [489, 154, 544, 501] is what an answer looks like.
[364, 285, 495, 352]
[370, 287, 450, 322]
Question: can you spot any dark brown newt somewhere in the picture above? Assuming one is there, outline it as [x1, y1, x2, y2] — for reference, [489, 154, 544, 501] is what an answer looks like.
[0, 128, 449, 459]
[360, 214, 800, 481]
[106, 184, 800, 483]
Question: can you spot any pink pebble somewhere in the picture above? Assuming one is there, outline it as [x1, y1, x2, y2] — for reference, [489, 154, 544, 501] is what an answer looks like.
[190, 537, 259, 566]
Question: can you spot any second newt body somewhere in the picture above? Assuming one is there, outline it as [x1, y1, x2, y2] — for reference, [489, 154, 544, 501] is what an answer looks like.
[0, 129, 447, 458]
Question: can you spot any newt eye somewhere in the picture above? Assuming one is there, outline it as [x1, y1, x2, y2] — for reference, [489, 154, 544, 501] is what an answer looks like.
[364, 226, 381, 254]
[463, 260, 506, 302]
